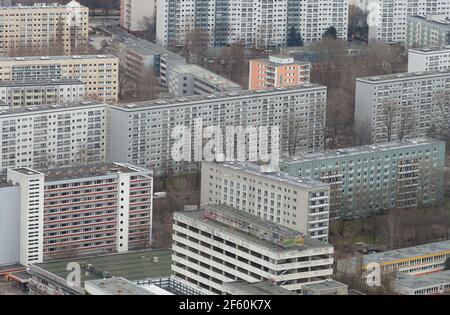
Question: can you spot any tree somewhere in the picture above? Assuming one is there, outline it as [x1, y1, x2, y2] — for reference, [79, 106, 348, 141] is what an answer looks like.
[221, 43, 247, 86]
[134, 69, 159, 101]
[286, 26, 304, 47]
[381, 100, 399, 142]
[138, 15, 157, 41]
[348, 5, 369, 41]
[183, 28, 209, 65]
[322, 26, 338, 39]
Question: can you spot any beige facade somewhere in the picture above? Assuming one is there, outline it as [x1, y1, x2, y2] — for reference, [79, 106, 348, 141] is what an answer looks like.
[0, 55, 118, 102]
[0, 1, 89, 56]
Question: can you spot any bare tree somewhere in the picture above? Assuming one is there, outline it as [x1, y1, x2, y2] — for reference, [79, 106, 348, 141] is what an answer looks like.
[381, 100, 399, 142]
[182, 28, 209, 65]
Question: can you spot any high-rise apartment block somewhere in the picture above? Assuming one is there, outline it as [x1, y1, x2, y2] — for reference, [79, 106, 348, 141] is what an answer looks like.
[407, 15, 450, 48]
[355, 69, 450, 143]
[3, 162, 153, 266]
[368, 0, 450, 43]
[280, 138, 445, 219]
[0, 100, 107, 173]
[408, 47, 450, 72]
[249, 56, 311, 90]
[172, 204, 334, 295]
[0, 79, 85, 108]
[156, 0, 348, 48]
[201, 161, 330, 242]
[120, 0, 156, 32]
[0, 1, 89, 55]
[0, 55, 119, 102]
[108, 85, 327, 175]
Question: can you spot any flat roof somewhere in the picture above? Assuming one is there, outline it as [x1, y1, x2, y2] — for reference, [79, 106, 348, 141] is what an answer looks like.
[0, 54, 117, 63]
[223, 281, 297, 295]
[0, 79, 84, 87]
[42, 162, 151, 182]
[361, 240, 450, 265]
[85, 277, 154, 295]
[357, 68, 450, 83]
[0, 100, 105, 116]
[408, 15, 450, 31]
[394, 270, 450, 290]
[10, 168, 43, 176]
[281, 137, 444, 164]
[34, 249, 172, 285]
[208, 161, 328, 189]
[0, 2, 87, 10]
[177, 205, 331, 253]
[171, 64, 241, 89]
[409, 47, 450, 54]
[302, 279, 348, 291]
[112, 84, 326, 111]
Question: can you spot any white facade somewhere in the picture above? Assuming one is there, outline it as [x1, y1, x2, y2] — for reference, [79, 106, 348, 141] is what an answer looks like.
[201, 161, 330, 242]
[120, 0, 156, 32]
[156, 0, 348, 48]
[408, 47, 450, 72]
[355, 70, 450, 143]
[0, 101, 107, 172]
[108, 85, 327, 175]
[0, 183, 20, 266]
[406, 15, 450, 48]
[172, 205, 334, 295]
[368, 0, 450, 43]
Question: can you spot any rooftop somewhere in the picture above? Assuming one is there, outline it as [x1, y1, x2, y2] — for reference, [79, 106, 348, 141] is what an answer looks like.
[223, 281, 297, 295]
[408, 14, 450, 31]
[176, 204, 331, 253]
[253, 55, 310, 65]
[209, 161, 328, 189]
[409, 46, 450, 54]
[0, 1, 87, 10]
[111, 84, 325, 111]
[357, 68, 450, 83]
[170, 64, 241, 90]
[0, 79, 84, 87]
[0, 100, 105, 116]
[302, 279, 348, 291]
[42, 162, 151, 182]
[0, 54, 117, 63]
[34, 249, 172, 285]
[281, 137, 445, 164]
[85, 277, 154, 295]
[394, 270, 450, 290]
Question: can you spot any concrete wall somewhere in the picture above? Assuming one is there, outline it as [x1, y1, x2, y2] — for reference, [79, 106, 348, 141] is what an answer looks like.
[0, 185, 20, 266]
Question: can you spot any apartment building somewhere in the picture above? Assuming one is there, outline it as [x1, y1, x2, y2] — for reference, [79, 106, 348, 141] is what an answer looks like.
[172, 204, 334, 294]
[0, 54, 118, 102]
[408, 47, 450, 72]
[368, 0, 450, 43]
[156, 0, 348, 48]
[407, 15, 450, 48]
[120, 0, 156, 32]
[249, 56, 311, 90]
[280, 138, 446, 218]
[0, 79, 85, 108]
[168, 64, 241, 97]
[201, 161, 330, 242]
[355, 69, 450, 144]
[0, 181, 20, 265]
[5, 162, 153, 265]
[0, 100, 107, 173]
[108, 85, 327, 175]
[0, 1, 89, 56]
[337, 240, 450, 285]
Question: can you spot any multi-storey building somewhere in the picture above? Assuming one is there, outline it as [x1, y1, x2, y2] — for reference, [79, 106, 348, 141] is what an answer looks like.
[337, 240, 450, 285]
[120, 0, 156, 32]
[408, 47, 450, 72]
[0, 1, 89, 55]
[5, 162, 153, 265]
[355, 69, 450, 143]
[280, 138, 446, 218]
[368, 0, 450, 43]
[249, 56, 311, 90]
[0, 79, 85, 108]
[108, 85, 327, 175]
[0, 181, 20, 265]
[156, 0, 348, 48]
[0, 54, 119, 102]
[168, 64, 241, 97]
[0, 100, 107, 172]
[172, 204, 334, 294]
[407, 15, 450, 48]
[201, 161, 330, 242]
[392, 270, 450, 295]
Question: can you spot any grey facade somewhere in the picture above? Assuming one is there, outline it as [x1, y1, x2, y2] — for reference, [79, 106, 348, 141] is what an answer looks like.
[407, 15, 450, 48]
[0, 183, 20, 266]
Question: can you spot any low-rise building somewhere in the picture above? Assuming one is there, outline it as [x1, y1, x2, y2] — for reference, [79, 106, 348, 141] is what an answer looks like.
[201, 161, 330, 242]
[85, 277, 153, 295]
[301, 279, 348, 295]
[172, 204, 334, 295]
[408, 47, 450, 72]
[280, 138, 446, 219]
[249, 56, 310, 91]
[392, 270, 450, 295]
[222, 281, 297, 295]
